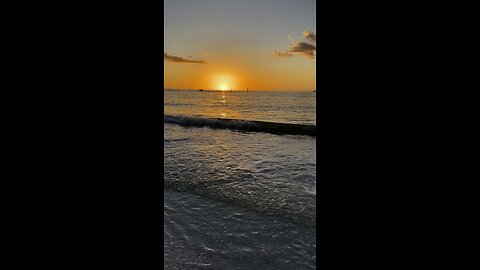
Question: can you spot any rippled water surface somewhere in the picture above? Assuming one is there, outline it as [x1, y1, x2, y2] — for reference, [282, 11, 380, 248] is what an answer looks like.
[165, 190, 316, 270]
[164, 90, 316, 269]
[164, 90, 316, 125]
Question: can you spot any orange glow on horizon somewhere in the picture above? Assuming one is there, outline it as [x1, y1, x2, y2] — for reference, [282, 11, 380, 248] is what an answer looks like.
[164, 59, 315, 91]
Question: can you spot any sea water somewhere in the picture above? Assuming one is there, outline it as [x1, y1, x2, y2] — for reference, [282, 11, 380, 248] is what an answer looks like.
[164, 90, 316, 269]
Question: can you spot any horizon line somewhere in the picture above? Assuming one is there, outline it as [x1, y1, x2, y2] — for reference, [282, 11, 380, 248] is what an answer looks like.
[164, 88, 316, 92]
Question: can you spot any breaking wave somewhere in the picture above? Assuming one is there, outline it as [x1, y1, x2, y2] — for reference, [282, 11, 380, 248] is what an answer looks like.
[164, 115, 316, 136]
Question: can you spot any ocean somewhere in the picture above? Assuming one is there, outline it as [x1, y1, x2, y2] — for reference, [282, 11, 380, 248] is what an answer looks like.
[164, 90, 317, 269]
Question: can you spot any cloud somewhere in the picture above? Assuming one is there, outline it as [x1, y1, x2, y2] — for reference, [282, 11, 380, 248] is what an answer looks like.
[164, 52, 207, 64]
[273, 31, 316, 59]
[303, 31, 316, 43]
[289, 41, 316, 58]
[273, 50, 294, 58]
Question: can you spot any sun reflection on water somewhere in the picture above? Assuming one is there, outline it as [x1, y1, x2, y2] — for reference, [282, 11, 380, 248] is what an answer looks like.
[164, 90, 316, 125]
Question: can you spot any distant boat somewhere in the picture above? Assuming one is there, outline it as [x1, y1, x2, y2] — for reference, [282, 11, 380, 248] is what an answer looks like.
[198, 89, 204, 91]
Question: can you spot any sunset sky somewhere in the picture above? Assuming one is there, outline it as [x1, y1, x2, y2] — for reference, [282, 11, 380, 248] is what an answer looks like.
[164, 0, 316, 91]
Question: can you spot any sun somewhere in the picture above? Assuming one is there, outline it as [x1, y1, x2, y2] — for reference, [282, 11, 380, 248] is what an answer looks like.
[212, 74, 235, 91]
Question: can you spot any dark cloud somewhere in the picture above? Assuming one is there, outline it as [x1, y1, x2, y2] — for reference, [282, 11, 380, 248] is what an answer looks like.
[303, 31, 316, 43]
[274, 31, 316, 59]
[273, 50, 294, 58]
[164, 52, 207, 64]
[289, 41, 316, 58]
